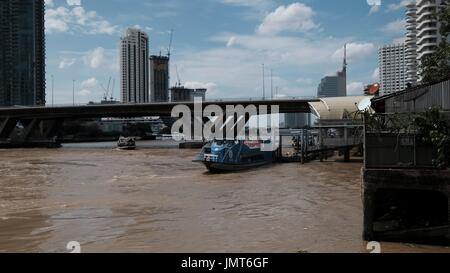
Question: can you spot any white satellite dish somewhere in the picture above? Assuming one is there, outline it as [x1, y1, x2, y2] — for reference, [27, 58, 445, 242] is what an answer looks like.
[357, 97, 373, 112]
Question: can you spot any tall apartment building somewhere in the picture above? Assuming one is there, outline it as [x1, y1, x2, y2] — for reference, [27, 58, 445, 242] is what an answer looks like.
[0, 0, 46, 107]
[379, 44, 407, 95]
[317, 45, 347, 98]
[405, 2, 418, 84]
[150, 55, 169, 102]
[406, 0, 449, 83]
[120, 28, 149, 104]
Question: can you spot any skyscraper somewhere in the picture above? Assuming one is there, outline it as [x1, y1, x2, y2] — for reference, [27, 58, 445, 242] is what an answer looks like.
[317, 45, 347, 98]
[379, 44, 407, 95]
[150, 55, 169, 102]
[120, 28, 149, 104]
[405, 3, 418, 84]
[416, 0, 446, 61]
[0, 0, 46, 107]
[405, 0, 449, 83]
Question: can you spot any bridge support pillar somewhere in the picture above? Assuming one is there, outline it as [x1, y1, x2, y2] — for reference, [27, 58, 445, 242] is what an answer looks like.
[42, 119, 64, 139]
[16, 119, 40, 143]
[344, 148, 351, 162]
[0, 118, 18, 139]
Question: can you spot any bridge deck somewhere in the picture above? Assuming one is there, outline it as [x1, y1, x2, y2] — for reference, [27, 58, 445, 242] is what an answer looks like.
[0, 99, 317, 119]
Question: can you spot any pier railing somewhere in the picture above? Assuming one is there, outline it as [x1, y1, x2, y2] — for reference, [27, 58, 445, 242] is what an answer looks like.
[364, 111, 450, 169]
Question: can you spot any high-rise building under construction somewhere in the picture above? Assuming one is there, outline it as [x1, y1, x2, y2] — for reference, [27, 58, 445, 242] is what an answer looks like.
[150, 55, 170, 102]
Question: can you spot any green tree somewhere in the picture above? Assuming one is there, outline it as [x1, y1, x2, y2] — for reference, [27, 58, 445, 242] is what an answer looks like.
[437, 2, 450, 38]
[419, 4, 450, 83]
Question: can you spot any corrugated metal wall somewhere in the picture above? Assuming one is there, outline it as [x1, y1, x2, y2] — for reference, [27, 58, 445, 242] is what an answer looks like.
[385, 79, 450, 113]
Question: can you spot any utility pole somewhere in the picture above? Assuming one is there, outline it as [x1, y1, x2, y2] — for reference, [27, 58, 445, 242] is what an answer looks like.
[72, 80, 76, 106]
[270, 69, 273, 99]
[51, 74, 54, 107]
[262, 64, 265, 99]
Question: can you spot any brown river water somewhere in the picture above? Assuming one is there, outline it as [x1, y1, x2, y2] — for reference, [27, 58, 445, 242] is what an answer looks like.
[0, 141, 449, 253]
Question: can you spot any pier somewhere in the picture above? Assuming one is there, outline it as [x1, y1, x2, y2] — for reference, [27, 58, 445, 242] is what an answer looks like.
[278, 124, 363, 164]
[362, 111, 450, 244]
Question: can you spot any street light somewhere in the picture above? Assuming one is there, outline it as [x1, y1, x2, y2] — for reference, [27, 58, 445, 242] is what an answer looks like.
[270, 69, 273, 99]
[51, 74, 54, 107]
[262, 64, 265, 100]
[72, 80, 76, 106]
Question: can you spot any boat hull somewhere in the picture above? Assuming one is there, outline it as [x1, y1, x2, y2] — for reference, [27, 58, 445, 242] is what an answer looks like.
[203, 160, 271, 173]
[117, 146, 136, 150]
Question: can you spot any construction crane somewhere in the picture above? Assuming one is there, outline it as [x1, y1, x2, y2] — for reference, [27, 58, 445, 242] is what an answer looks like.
[167, 29, 174, 58]
[175, 65, 182, 87]
[101, 77, 115, 102]
[110, 79, 115, 101]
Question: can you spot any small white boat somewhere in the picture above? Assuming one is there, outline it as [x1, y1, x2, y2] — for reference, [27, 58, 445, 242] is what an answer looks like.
[117, 136, 136, 150]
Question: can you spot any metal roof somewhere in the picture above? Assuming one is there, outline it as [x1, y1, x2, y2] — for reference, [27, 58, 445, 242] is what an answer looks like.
[309, 96, 374, 120]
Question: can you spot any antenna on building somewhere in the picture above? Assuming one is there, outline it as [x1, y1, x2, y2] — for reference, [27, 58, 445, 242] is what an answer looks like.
[343, 43, 347, 71]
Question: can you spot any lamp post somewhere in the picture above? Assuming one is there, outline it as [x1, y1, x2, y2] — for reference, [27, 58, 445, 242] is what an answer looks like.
[51, 74, 54, 107]
[72, 80, 76, 106]
[270, 69, 273, 99]
[262, 64, 265, 100]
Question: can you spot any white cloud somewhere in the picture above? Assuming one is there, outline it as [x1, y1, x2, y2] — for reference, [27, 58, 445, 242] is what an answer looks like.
[381, 19, 406, 35]
[212, 33, 349, 66]
[46, 7, 70, 33]
[184, 82, 218, 97]
[79, 77, 98, 97]
[45, 2, 118, 35]
[60, 47, 118, 71]
[67, 0, 81, 6]
[393, 36, 406, 44]
[78, 89, 91, 96]
[367, 0, 381, 14]
[59, 58, 76, 69]
[372, 67, 380, 81]
[257, 3, 319, 35]
[369, 6, 381, 14]
[83, 47, 106, 69]
[226, 36, 237, 47]
[175, 33, 376, 98]
[332, 42, 376, 63]
[347, 82, 365, 96]
[387, 0, 414, 12]
[81, 77, 98, 89]
[45, 0, 55, 7]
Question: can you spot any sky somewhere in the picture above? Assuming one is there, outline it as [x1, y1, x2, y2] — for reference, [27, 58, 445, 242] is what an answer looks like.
[43, 0, 412, 104]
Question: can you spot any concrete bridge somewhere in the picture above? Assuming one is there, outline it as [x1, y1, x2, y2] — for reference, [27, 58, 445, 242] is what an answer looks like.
[0, 99, 317, 147]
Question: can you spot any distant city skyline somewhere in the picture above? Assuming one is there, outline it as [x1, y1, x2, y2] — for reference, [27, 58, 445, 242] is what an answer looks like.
[44, 0, 412, 104]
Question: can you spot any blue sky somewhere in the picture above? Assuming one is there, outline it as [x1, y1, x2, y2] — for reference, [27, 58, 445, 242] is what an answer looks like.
[44, 0, 411, 104]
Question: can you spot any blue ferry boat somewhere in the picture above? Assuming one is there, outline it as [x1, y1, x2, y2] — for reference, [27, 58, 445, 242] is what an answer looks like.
[195, 139, 275, 173]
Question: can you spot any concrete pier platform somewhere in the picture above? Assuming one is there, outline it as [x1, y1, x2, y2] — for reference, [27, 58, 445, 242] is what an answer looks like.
[363, 168, 450, 245]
